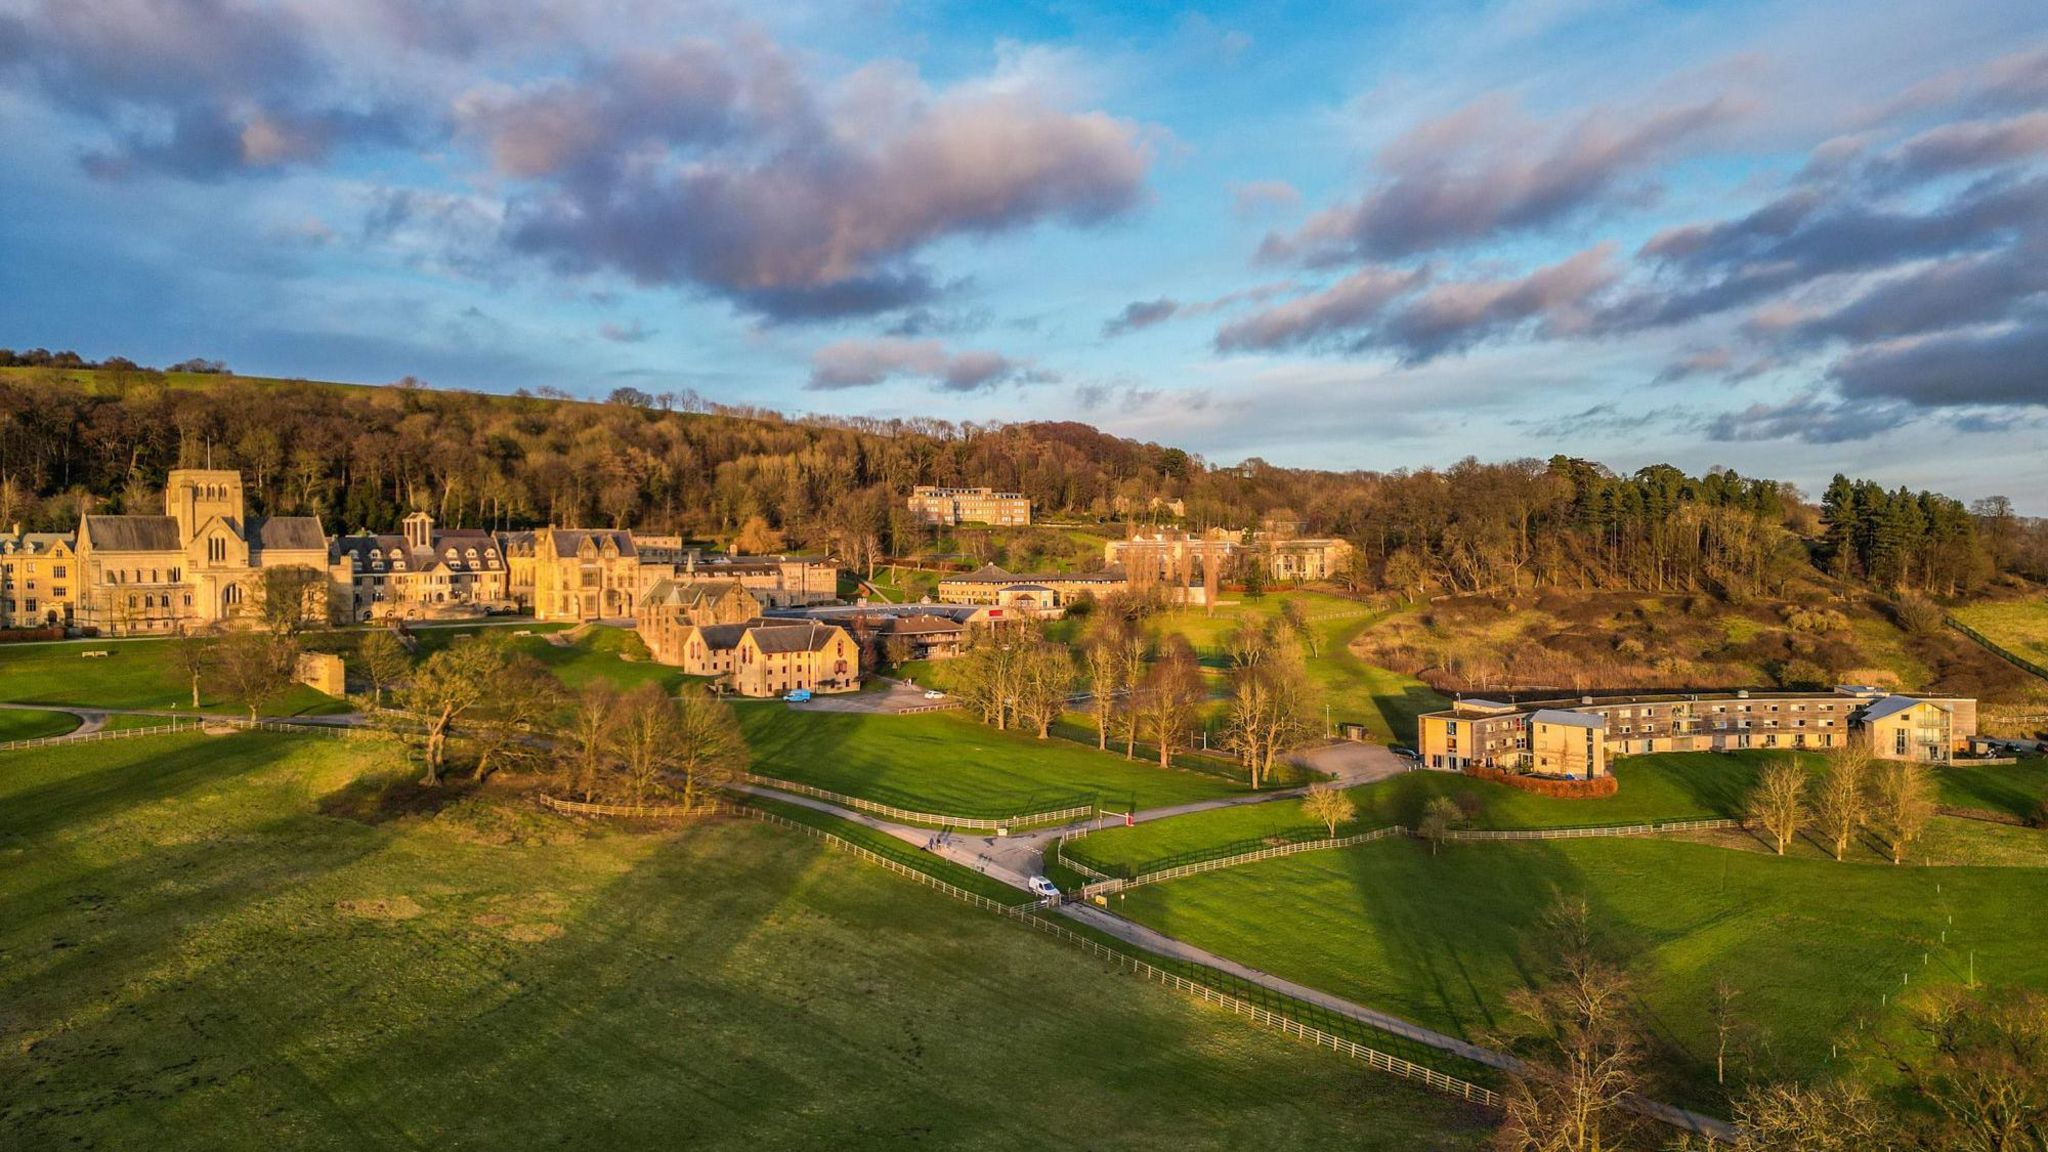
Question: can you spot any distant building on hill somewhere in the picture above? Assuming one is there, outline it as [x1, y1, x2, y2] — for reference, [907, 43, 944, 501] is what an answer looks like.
[937, 563, 1128, 611]
[1416, 685, 1979, 777]
[1104, 527, 1353, 584]
[907, 485, 1031, 527]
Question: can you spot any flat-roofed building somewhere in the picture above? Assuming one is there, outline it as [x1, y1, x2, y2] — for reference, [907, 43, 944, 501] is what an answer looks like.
[908, 485, 1031, 527]
[937, 563, 1127, 610]
[1417, 685, 1979, 776]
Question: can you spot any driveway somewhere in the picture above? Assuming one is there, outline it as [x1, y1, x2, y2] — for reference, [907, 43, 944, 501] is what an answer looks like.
[1290, 740, 1411, 786]
[790, 678, 956, 715]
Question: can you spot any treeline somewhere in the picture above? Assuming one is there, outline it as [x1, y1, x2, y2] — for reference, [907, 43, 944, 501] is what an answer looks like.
[0, 365, 2042, 597]
[0, 347, 228, 373]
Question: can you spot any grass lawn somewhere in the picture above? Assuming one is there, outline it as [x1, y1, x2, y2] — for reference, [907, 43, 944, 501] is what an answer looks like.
[737, 706, 1246, 817]
[0, 636, 346, 715]
[1068, 751, 1783, 877]
[0, 731, 1491, 1151]
[1114, 834, 2048, 1109]
[1952, 596, 2048, 666]
[1935, 758, 2048, 821]
[0, 708, 82, 741]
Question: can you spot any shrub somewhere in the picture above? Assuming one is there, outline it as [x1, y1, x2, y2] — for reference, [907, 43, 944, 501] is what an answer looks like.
[1467, 767, 1620, 798]
[1892, 594, 1944, 636]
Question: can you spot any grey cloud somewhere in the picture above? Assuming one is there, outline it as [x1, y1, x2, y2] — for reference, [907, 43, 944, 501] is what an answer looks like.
[1704, 393, 1917, 444]
[1868, 111, 2048, 186]
[1260, 94, 1733, 264]
[1770, 246, 2048, 346]
[1103, 298, 1179, 336]
[501, 51, 1152, 321]
[884, 306, 995, 338]
[807, 337, 1031, 392]
[0, 0, 421, 178]
[1214, 265, 1429, 352]
[1889, 44, 2048, 119]
[1217, 245, 1615, 361]
[1829, 315, 2048, 408]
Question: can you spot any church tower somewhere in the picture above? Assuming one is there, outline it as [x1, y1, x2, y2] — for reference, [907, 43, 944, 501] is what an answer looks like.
[165, 469, 246, 545]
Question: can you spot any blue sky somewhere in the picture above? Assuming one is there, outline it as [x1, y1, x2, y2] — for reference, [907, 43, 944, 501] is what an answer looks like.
[3, 0, 2045, 508]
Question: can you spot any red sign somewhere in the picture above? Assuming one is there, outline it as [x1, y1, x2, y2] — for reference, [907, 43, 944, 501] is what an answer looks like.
[987, 609, 1004, 617]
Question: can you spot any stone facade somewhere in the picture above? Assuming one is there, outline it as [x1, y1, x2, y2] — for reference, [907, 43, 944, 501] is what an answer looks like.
[331, 512, 509, 622]
[907, 485, 1031, 527]
[648, 617, 859, 697]
[504, 530, 837, 624]
[70, 469, 329, 636]
[635, 580, 762, 665]
[937, 563, 1128, 610]
[0, 526, 76, 628]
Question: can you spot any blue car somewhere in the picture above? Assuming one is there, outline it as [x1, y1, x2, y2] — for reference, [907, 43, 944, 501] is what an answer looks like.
[783, 689, 813, 703]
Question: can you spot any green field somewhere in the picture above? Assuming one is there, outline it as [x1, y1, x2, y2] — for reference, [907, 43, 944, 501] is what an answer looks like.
[0, 731, 1491, 1150]
[1952, 596, 2048, 666]
[1066, 751, 1778, 877]
[0, 636, 347, 715]
[0, 708, 82, 741]
[738, 707, 1246, 817]
[1115, 834, 2048, 1107]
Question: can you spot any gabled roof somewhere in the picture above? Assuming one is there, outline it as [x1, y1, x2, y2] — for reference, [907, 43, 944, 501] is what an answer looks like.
[250, 516, 327, 552]
[690, 622, 753, 651]
[81, 515, 183, 552]
[642, 578, 752, 611]
[1531, 709, 1606, 730]
[944, 563, 1015, 583]
[747, 621, 846, 654]
[877, 614, 964, 636]
[547, 528, 636, 559]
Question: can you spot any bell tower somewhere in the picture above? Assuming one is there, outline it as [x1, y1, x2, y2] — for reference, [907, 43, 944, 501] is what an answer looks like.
[166, 469, 246, 545]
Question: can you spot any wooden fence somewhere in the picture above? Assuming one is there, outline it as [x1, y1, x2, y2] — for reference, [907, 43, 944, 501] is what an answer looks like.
[537, 794, 722, 819]
[725, 802, 1503, 1108]
[1075, 817, 1746, 897]
[739, 772, 1093, 831]
[0, 715, 350, 752]
[1947, 615, 2048, 683]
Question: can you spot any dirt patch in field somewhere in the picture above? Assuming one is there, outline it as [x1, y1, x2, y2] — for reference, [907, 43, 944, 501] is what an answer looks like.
[336, 895, 425, 920]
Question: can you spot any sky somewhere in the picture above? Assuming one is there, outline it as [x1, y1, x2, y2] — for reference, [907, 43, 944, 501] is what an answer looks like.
[2, 0, 2045, 509]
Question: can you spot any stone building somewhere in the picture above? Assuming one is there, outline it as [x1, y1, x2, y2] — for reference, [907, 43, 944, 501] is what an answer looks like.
[330, 511, 509, 621]
[907, 485, 1032, 527]
[937, 563, 1128, 611]
[71, 469, 329, 635]
[648, 617, 859, 697]
[503, 530, 838, 623]
[635, 579, 762, 665]
[0, 526, 76, 628]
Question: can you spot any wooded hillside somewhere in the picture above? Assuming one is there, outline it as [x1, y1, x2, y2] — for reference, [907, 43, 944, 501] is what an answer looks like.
[2, 356, 2044, 599]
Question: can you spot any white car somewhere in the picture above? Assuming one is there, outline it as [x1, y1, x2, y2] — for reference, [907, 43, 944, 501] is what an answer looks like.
[1026, 876, 1061, 899]
[923, 689, 946, 700]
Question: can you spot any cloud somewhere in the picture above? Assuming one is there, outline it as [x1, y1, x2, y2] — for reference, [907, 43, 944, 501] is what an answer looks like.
[1766, 246, 2048, 346]
[1259, 93, 1735, 264]
[1216, 245, 1616, 360]
[598, 320, 654, 344]
[1703, 392, 1917, 444]
[807, 337, 1036, 391]
[0, 0, 420, 178]
[1828, 315, 2048, 408]
[1103, 298, 1179, 336]
[496, 42, 1153, 321]
[1866, 111, 2048, 186]
[1214, 265, 1430, 352]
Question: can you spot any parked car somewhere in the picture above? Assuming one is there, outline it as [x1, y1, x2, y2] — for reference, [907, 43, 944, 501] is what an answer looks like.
[1026, 876, 1061, 899]
[923, 689, 946, 700]
[783, 689, 813, 703]
[1389, 745, 1418, 760]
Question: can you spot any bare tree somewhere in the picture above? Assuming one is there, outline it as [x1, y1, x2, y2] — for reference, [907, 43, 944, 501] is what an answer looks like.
[1012, 640, 1075, 739]
[558, 680, 621, 801]
[1223, 633, 1318, 788]
[1117, 624, 1149, 760]
[253, 564, 330, 638]
[613, 682, 679, 806]
[355, 629, 411, 709]
[212, 629, 293, 720]
[1083, 616, 1131, 750]
[1746, 758, 1809, 856]
[1811, 739, 1873, 861]
[1711, 977, 1744, 1088]
[389, 632, 509, 785]
[1896, 987, 2048, 1150]
[1419, 795, 1465, 856]
[1676, 1080, 1901, 1152]
[1301, 782, 1355, 836]
[1139, 635, 1206, 770]
[465, 654, 561, 782]
[671, 689, 746, 810]
[1493, 897, 1644, 1152]
[173, 624, 214, 709]
[1870, 760, 1936, 865]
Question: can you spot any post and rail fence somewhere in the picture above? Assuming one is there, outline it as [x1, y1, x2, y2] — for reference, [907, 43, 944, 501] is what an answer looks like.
[738, 772, 1093, 831]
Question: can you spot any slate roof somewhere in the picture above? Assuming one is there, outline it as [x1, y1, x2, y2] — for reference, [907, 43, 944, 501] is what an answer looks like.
[1860, 695, 1935, 723]
[0, 530, 72, 554]
[876, 614, 964, 637]
[81, 515, 183, 552]
[748, 621, 845, 654]
[250, 516, 327, 552]
[690, 623, 754, 651]
[547, 529, 637, 560]
[642, 578, 751, 611]
[1530, 708, 1607, 730]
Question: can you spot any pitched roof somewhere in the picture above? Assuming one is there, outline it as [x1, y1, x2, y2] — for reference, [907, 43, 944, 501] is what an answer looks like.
[877, 614, 964, 636]
[250, 516, 326, 552]
[1861, 695, 1938, 722]
[546, 528, 637, 559]
[81, 515, 183, 552]
[748, 621, 845, 654]
[690, 623, 753, 651]
[1531, 708, 1607, 730]
[945, 563, 1015, 583]
[642, 578, 752, 610]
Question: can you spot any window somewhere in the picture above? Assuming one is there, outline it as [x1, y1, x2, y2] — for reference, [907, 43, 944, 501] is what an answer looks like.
[208, 537, 226, 564]
[1895, 729, 1908, 756]
[53, 565, 65, 579]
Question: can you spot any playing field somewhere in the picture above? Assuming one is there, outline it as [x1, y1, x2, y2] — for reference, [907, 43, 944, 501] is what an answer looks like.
[0, 635, 347, 715]
[737, 706, 1246, 817]
[0, 731, 1492, 1150]
[1952, 597, 2048, 667]
[1114, 833, 2048, 1108]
